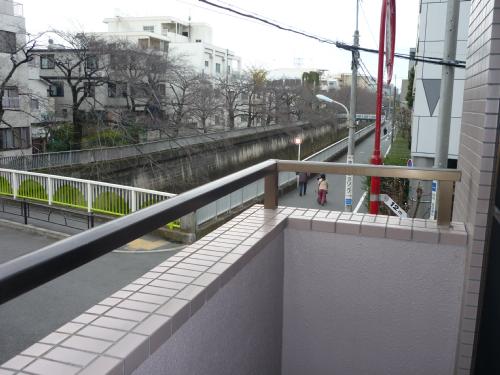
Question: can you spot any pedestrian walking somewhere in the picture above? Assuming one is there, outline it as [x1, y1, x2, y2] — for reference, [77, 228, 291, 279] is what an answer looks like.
[297, 172, 309, 196]
[316, 173, 328, 205]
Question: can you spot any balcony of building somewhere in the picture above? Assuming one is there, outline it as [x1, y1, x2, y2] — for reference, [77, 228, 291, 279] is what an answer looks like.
[0, 159, 473, 375]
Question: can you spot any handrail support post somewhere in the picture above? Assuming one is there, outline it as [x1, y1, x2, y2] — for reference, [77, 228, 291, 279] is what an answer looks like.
[437, 180, 454, 226]
[264, 166, 278, 209]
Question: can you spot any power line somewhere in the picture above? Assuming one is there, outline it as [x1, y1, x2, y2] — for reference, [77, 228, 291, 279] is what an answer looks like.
[198, 0, 466, 69]
[359, 57, 377, 83]
[359, 0, 378, 48]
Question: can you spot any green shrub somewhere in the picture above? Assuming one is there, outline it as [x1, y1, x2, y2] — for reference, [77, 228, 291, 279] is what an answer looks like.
[47, 123, 73, 152]
[82, 130, 130, 148]
[0, 176, 13, 195]
[92, 191, 129, 216]
[18, 179, 48, 201]
[53, 185, 86, 208]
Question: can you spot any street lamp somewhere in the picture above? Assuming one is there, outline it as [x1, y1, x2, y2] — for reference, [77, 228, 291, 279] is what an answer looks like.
[316, 94, 355, 212]
[294, 136, 302, 161]
[294, 137, 303, 188]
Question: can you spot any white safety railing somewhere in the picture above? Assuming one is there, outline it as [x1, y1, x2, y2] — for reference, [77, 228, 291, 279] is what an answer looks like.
[0, 168, 174, 217]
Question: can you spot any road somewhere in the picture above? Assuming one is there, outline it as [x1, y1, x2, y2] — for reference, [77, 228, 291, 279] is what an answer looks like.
[0, 225, 179, 364]
[280, 125, 393, 212]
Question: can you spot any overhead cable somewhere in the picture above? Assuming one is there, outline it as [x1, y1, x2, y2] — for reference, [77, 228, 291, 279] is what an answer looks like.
[198, 0, 466, 69]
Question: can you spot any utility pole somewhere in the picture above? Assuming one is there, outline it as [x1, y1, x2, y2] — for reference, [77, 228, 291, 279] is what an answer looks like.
[430, 0, 460, 219]
[345, 0, 360, 212]
[391, 75, 396, 144]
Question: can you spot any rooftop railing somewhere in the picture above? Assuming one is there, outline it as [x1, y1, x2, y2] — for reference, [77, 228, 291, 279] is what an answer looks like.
[0, 159, 461, 305]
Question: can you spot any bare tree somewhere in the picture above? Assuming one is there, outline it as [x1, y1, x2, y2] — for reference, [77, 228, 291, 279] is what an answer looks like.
[109, 40, 173, 116]
[0, 31, 43, 127]
[191, 76, 223, 133]
[48, 31, 111, 149]
[216, 73, 248, 129]
[165, 65, 198, 136]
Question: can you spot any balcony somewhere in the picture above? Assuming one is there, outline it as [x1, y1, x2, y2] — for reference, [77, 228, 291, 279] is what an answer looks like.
[0, 160, 468, 374]
[2, 97, 20, 109]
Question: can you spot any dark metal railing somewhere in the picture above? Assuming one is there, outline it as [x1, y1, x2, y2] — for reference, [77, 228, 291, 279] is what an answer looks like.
[0, 159, 460, 305]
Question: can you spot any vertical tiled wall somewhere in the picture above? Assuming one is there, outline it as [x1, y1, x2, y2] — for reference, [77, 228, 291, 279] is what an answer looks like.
[454, 0, 500, 373]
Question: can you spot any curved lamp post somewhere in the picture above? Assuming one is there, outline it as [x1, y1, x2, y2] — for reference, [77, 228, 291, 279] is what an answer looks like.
[316, 94, 354, 212]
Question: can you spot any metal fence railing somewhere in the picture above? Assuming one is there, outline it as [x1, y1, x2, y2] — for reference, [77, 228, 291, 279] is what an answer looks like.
[0, 122, 311, 171]
[0, 123, 375, 228]
[0, 168, 175, 217]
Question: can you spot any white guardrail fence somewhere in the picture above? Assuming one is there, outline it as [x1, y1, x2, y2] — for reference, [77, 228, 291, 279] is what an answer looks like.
[0, 123, 375, 227]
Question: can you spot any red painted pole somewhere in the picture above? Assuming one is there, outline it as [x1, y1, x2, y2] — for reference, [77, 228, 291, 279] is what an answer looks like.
[369, 0, 387, 214]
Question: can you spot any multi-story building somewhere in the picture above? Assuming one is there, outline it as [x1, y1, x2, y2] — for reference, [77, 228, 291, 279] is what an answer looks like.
[101, 16, 241, 77]
[410, 0, 470, 169]
[335, 72, 376, 91]
[409, 0, 471, 218]
[0, 0, 32, 156]
[267, 68, 339, 91]
[32, 16, 243, 133]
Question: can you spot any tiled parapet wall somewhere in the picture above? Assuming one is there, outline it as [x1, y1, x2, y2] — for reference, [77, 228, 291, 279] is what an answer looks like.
[0, 205, 288, 375]
[284, 209, 468, 375]
[0, 205, 468, 375]
[286, 208, 467, 246]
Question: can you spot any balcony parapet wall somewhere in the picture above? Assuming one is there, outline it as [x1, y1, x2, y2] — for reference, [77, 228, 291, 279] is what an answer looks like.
[0, 205, 467, 375]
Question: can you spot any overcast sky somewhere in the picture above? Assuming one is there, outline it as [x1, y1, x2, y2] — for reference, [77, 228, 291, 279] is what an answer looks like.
[20, 0, 420, 87]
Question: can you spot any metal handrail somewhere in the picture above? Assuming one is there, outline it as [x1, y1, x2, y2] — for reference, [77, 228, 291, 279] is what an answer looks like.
[0, 159, 460, 305]
[275, 160, 460, 226]
[277, 161, 461, 181]
[0, 159, 276, 305]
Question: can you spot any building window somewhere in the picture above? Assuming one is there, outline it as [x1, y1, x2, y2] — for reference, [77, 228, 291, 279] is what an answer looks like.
[204, 60, 209, 68]
[143, 25, 155, 33]
[108, 82, 127, 98]
[157, 83, 166, 97]
[48, 81, 64, 97]
[30, 98, 39, 110]
[215, 63, 221, 74]
[196, 39, 202, 43]
[2, 87, 19, 109]
[84, 82, 95, 98]
[85, 55, 98, 70]
[0, 127, 31, 150]
[0, 30, 16, 53]
[40, 54, 55, 69]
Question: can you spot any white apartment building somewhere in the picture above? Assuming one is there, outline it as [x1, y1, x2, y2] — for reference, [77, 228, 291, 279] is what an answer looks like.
[0, 0, 31, 156]
[411, 0, 470, 168]
[101, 16, 241, 77]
